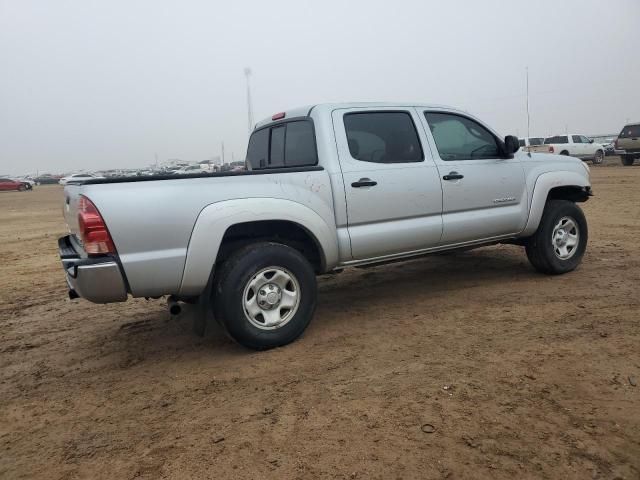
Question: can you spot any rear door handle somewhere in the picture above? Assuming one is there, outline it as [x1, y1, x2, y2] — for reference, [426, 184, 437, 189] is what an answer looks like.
[351, 178, 377, 188]
[443, 172, 464, 181]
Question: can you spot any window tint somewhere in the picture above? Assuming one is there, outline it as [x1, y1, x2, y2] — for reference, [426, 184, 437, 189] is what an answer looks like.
[619, 124, 640, 138]
[284, 121, 318, 167]
[424, 112, 500, 161]
[529, 137, 544, 146]
[518, 139, 526, 147]
[572, 135, 582, 143]
[344, 112, 423, 163]
[246, 128, 269, 168]
[544, 136, 569, 144]
[246, 120, 318, 170]
[269, 126, 286, 167]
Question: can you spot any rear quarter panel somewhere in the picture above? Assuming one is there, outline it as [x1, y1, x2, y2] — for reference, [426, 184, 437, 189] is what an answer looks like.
[81, 170, 336, 297]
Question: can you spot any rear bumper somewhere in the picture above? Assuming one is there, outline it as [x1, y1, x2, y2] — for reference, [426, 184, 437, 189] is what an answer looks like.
[58, 235, 128, 303]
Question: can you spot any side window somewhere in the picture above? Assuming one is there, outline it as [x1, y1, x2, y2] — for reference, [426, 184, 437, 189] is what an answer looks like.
[344, 112, 423, 163]
[580, 135, 591, 144]
[424, 112, 500, 161]
[572, 135, 582, 144]
[518, 139, 526, 147]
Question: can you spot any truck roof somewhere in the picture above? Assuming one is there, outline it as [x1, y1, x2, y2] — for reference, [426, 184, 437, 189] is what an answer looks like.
[254, 102, 462, 129]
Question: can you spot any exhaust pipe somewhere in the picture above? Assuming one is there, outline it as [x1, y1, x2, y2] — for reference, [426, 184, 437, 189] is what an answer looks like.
[167, 296, 182, 315]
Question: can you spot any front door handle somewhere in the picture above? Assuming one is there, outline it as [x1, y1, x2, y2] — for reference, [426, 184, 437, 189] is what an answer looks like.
[443, 171, 464, 181]
[351, 178, 377, 188]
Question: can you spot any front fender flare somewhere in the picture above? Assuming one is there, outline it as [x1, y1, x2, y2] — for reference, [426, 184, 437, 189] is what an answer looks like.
[179, 198, 339, 296]
[521, 171, 590, 237]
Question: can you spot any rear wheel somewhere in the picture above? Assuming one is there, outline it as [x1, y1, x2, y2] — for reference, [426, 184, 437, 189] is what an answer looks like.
[525, 200, 588, 275]
[560, 151, 570, 156]
[212, 242, 317, 350]
[621, 155, 634, 166]
[593, 150, 604, 164]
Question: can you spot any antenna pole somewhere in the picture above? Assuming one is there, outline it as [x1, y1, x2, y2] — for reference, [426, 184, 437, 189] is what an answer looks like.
[244, 68, 254, 134]
[526, 66, 531, 139]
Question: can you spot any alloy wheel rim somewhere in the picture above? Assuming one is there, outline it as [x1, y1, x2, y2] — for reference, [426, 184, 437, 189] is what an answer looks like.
[242, 267, 300, 330]
[551, 216, 579, 260]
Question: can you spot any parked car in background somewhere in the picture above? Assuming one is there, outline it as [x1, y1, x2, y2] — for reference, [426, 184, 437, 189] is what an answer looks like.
[590, 136, 616, 156]
[615, 122, 640, 166]
[33, 174, 62, 185]
[59, 173, 104, 185]
[173, 165, 207, 175]
[12, 176, 36, 187]
[0, 177, 32, 191]
[58, 102, 592, 350]
[530, 134, 605, 164]
[518, 137, 545, 152]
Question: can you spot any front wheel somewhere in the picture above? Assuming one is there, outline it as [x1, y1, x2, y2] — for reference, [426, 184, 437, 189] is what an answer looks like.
[525, 200, 588, 275]
[593, 150, 604, 164]
[212, 242, 317, 350]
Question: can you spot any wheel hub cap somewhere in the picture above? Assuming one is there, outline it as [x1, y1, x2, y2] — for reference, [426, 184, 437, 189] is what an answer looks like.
[242, 267, 301, 330]
[552, 216, 579, 260]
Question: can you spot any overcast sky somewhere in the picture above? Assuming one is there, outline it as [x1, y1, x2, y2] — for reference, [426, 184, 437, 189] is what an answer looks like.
[1, 0, 639, 175]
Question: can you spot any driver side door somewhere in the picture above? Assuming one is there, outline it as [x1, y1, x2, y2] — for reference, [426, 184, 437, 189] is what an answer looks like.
[419, 111, 528, 245]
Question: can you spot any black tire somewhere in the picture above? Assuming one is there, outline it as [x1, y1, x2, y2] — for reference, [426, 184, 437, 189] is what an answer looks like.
[525, 200, 588, 275]
[212, 242, 317, 350]
[621, 156, 634, 166]
[593, 150, 604, 164]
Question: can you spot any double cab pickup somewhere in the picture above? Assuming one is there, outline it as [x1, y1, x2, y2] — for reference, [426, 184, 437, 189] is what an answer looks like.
[59, 103, 592, 349]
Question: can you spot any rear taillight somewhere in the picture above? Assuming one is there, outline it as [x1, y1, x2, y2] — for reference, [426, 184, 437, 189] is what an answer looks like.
[549, 146, 555, 153]
[78, 196, 116, 255]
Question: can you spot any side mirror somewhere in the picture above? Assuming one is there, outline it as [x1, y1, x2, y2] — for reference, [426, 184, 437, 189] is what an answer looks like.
[504, 135, 520, 155]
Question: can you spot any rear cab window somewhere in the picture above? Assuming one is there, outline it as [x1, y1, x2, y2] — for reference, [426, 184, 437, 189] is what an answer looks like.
[246, 119, 318, 170]
[619, 124, 640, 138]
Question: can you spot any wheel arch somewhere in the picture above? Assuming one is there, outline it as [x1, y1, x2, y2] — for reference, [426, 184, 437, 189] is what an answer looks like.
[179, 198, 339, 296]
[521, 171, 591, 237]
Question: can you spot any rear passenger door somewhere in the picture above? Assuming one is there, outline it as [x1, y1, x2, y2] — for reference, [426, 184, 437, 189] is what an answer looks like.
[332, 107, 443, 260]
[420, 111, 528, 245]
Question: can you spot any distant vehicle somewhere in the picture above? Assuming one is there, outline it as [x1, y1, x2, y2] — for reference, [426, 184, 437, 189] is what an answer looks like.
[33, 174, 62, 185]
[518, 137, 545, 152]
[530, 134, 605, 164]
[12, 176, 36, 187]
[174, 165, 207, 175]
[615, 122, 640, 166]
[59, 173, 104, 185]
[0, 177, 32, 191]
[58, 102, 592, 350]
[590, 136, 616, 156]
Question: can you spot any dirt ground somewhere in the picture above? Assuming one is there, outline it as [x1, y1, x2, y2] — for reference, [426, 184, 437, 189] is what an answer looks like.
[1, 159, 639, 479]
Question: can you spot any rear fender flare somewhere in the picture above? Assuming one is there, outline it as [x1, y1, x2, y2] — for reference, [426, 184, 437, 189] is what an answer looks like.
[179, 198, 338, 296]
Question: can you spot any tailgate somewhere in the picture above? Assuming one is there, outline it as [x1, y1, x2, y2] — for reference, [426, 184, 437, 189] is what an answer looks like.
[63, 184, 83, 237]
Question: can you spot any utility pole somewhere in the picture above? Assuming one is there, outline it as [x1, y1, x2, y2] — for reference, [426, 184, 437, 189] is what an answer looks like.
[244, 67, 254, 134]
[526, 66, 531, 139]
[221, 141, 225, 165]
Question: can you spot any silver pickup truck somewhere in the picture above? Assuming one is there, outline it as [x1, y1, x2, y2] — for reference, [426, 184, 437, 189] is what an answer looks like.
[59, 102, 592, 349]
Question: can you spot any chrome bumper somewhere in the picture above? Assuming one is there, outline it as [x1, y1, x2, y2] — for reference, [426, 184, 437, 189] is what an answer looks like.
[58, 235, 128, 303]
